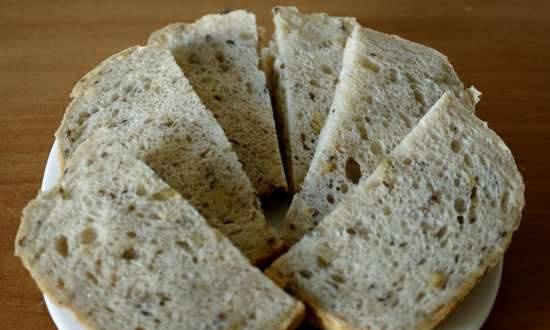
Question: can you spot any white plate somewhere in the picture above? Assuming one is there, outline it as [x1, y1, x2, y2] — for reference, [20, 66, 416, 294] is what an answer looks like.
[41, 141, 502, 330]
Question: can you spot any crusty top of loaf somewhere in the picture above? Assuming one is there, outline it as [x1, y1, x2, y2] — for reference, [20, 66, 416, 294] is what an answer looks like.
[148, 10, 287, 196]
[15, 138, 303, 330]
[267, 92, 524, 330]
[55, 46, 282, 263]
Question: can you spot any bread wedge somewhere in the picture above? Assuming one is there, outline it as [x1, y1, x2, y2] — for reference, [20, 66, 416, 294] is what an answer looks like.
[148, 10, 287, 196]
[266, 92, 524, 330]
[281, 26, 479, 244]
[264, 6, 357, 191]
[15, 138, 304, 330]
[55, 46, 282, 264]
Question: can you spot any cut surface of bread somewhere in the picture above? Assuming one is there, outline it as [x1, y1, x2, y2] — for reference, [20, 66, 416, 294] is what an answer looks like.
[266, 6, 357, 191]
[148, 10, 287, 196]
[281, 25, 477, 244]
[55, 46, 281, 263]
[267, 92, 524, 330]
[15, 139, 304, 330]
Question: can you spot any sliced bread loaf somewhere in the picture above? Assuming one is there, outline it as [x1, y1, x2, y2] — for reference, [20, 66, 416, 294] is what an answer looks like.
[148, 10, 287, 196]
[266, 92, 524, 330]
[55, 46, 282, 264]
[265, 6, 357, 191]
[15, 139, 304, 330]
[281, 25, 479, 244]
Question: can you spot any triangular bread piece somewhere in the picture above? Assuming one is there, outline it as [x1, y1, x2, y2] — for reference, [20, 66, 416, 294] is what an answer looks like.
[148, 10, 287, 196]
[15, 138, 304, 330]
[55, 46, 282, 263]
[267, 92, 524, 330]
[282, 26, 479, 244]
[263, 6, 357, 191]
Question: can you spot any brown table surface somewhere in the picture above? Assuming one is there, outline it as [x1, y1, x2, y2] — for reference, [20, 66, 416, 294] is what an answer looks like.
[1, 0, 549, 329]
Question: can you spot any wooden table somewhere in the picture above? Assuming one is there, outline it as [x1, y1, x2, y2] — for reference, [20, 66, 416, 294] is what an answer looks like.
[1, 0, 549, 329]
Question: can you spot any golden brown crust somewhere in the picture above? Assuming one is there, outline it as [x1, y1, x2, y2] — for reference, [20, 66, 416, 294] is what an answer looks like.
[278, 301, 306, 330]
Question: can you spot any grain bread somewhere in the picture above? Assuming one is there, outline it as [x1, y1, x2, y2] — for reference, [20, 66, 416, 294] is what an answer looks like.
[55, 46, 282, 264]
[148, 10, 287, 196]
[266, 92, 524, 330]
[264, 6, 357, 191]
[15, 139, 305, 330]
[281, 26, 479, 244]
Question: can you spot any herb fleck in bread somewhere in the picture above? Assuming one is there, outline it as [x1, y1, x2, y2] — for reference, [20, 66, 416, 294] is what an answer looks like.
[266, 92, 524, 330]
[56, 46, 282, 263]
[148, 10, 287, 196]
[265, 6, 357, 191]
[281, 25, 478, 244]
[15, 139, 304, 330]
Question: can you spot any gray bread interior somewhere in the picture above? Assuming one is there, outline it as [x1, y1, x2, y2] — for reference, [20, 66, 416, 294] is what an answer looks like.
[267, 92, 524, 330]
[15, 138, 304, 330]
[266, 6, 357, 191]
[55, 46, 282, 263]
[148, 10, 287, 196]
[281, 25, 475, 245]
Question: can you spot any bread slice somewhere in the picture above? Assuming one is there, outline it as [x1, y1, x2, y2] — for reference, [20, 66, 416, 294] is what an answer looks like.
[148, 10, 287, 196]
[55, 46, 282, 264]
[15, 138, 305, 330]
[281, 26, 480, 244]
[266, 92, 524, 330]
[264, 6, 357, 191]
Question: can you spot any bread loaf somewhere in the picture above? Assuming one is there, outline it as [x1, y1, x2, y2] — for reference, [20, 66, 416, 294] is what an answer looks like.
[56, 46, 282, 263]
[149, 10, 287, 195]
[265, 6, 357, 191]
[267, 92, 524, 330]
[15, 138, 304, 330]
[281, 25, 478, 244]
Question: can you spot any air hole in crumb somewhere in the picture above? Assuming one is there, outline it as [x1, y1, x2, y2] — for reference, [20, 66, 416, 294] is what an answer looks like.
[345, 157, 362, 184]
[383, 207, 391, 216]
[214, 51, 225, 63]
[80, 228, 97, 244]
[320, 64, 333, 75]
[436, 225, 447, 239]
[454, 198, 466, 213]
[457, 215, 464, 225]
[403, 158, 413, 166]
[57, 279, 65, 289]
[298, 269, 313, 279]
[121, 248, 136, 260]
[310, 79, 320, 87]
[346, 227, 357, 235]
[326, 194, 335, 204]
[214, 95, 222, 101]
[309, 92, 316, 101]
[317, 256, 330, 268]
[416, 292, 426, 302]
[451, 140, 461, 153]
[55, 236, 69, 258]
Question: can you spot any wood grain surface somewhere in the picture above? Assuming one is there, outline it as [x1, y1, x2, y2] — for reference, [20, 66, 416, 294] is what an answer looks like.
[1, 0, 549, 329]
